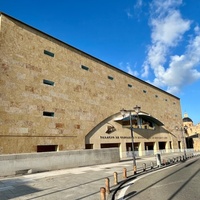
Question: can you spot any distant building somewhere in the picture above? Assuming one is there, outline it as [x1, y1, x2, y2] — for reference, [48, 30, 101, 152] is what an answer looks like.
[183, 113, 200, 151]
[0, 12, 184, 157]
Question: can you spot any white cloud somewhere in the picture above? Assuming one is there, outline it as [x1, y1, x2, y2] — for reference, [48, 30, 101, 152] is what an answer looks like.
[126, 9, 133, 18]
[119, 62, 139, 77]
[151, 0, 183, 17]
[134, 0, 143, 9]
[164, 32, 200, 93]
[151, 11, 190, 46]
[142, 0, 200, 95]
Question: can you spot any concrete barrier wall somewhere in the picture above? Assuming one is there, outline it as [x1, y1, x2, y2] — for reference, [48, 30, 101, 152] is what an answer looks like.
[0, 148, 120, 176]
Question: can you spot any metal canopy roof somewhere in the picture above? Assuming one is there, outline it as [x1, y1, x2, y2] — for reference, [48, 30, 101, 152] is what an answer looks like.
[114, 114, 164, 126]
[187, 133, 199, 138]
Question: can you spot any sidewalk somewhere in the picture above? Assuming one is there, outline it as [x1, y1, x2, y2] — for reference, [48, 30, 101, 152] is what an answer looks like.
[0, 153, 186, 200]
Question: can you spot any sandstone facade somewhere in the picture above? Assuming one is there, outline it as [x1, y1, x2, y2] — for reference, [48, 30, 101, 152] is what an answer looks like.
[0, 13, 183, 156]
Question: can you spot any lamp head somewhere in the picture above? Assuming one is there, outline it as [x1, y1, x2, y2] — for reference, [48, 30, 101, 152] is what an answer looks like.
[134, 105, 141, 114]
[120, 108, 127, 117]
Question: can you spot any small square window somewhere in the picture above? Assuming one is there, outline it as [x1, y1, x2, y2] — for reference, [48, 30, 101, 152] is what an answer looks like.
[44, 50, 54, 57]
[143, 90, 147, 93]
[43, 111, 54, 117]
[43, 79, 54, 86]
[81, 65, 89, 71]
[108, 76, 114, 80]
[128, 84, 132, 88]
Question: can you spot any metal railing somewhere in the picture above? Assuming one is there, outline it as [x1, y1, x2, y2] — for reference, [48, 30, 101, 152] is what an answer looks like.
[120, 148, 195, 160]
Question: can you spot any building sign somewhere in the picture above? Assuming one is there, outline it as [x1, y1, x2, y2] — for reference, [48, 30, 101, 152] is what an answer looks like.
[100, 136, 167, 139]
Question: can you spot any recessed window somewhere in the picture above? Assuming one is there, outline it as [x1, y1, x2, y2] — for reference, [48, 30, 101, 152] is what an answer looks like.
[37, 145, 58, 152]
[155, 95, 158, 98]
[43, 111, 54, 117]
[143, 90, 147, 93]
[108, 76, 114, 80]
[81, 65, 89, 71]
[128, 84, 132, 88]
[165, 99, 168, 101]
[43, 79, 54, 86]
[44, 50, 54, 57]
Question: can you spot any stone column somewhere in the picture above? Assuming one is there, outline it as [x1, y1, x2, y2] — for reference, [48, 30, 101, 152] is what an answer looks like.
[139, 142, 145, 156]
[119, 142, 127, 159]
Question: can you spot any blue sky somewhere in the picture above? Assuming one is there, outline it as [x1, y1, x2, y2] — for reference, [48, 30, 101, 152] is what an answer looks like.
[1, 0, 200, 124]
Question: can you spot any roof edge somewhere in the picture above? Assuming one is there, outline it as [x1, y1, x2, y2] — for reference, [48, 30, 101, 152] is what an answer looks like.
[0, 11, 180, 100]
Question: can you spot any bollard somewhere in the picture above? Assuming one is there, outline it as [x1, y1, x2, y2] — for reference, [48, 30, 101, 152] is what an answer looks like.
[114, 172, 118, 185]
[133, 165, 137, 175]
[105, 178, 110, 194]
[123, 168, 127, 179]
[100, 187, 106, 200]
[150, 161, 154, 169]
[162, 159, 166, 165]
[143, 163, 146, 171]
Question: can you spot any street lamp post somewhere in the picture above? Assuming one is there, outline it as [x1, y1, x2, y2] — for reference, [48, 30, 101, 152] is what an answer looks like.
[182, 126, 188, 159]
[120, 105, 141, 174]
[176, 126, 187, 159]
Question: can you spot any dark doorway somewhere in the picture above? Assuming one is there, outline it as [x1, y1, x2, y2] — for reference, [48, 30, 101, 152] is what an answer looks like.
[186, 137, 194, 148]
[159, 142, 166, 150]
[126, 142, 139, 157]
[85, 144, 93, 149]
[145, 142, 154, 156]
[37, 145, 58, 152]
[126, 142, 139, 151]
[145, 142, 154, 150]
[178, 141, 181, 150]
[101, 143, 119, 148]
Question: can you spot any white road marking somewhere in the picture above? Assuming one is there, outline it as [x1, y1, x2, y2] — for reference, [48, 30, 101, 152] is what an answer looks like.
[116, 165, 178, 200]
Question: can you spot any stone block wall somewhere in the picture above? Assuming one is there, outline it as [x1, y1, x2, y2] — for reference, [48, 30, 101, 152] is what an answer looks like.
[0, 13, 182, 154]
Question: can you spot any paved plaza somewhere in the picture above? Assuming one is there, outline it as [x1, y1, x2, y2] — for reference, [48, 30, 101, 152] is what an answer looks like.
[0, 153, 188, 200]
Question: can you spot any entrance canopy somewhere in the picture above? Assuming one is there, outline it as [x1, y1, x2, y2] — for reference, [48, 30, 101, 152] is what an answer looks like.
[114, 113, 164, 126]
[187, 133, 199, 138]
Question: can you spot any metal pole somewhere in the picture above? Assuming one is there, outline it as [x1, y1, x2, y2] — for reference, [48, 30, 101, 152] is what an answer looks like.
[181, 128, 187, 159]
[129, 111, 137, 174]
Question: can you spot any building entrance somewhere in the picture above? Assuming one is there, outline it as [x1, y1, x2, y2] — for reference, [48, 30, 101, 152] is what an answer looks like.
[145, 142, 154, 155]
[126, 142, 139, 157]
[159, 142, 166, 150]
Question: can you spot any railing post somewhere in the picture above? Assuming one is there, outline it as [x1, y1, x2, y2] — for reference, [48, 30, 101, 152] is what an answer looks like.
[162, 159, 166, 165]
[100, 187, 106, 200]
[114, 172, 118, 185]
[143, 163, 146, 171]
[150, 161, 154, 169]
[133, 165, 137, 175]
[123, 168, 127, 179]
[105, 178, 110, 194]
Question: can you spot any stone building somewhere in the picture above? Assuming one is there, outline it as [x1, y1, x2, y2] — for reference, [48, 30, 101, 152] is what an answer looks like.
[0, 12, 184, 157]
[182, 114, 200, 151]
